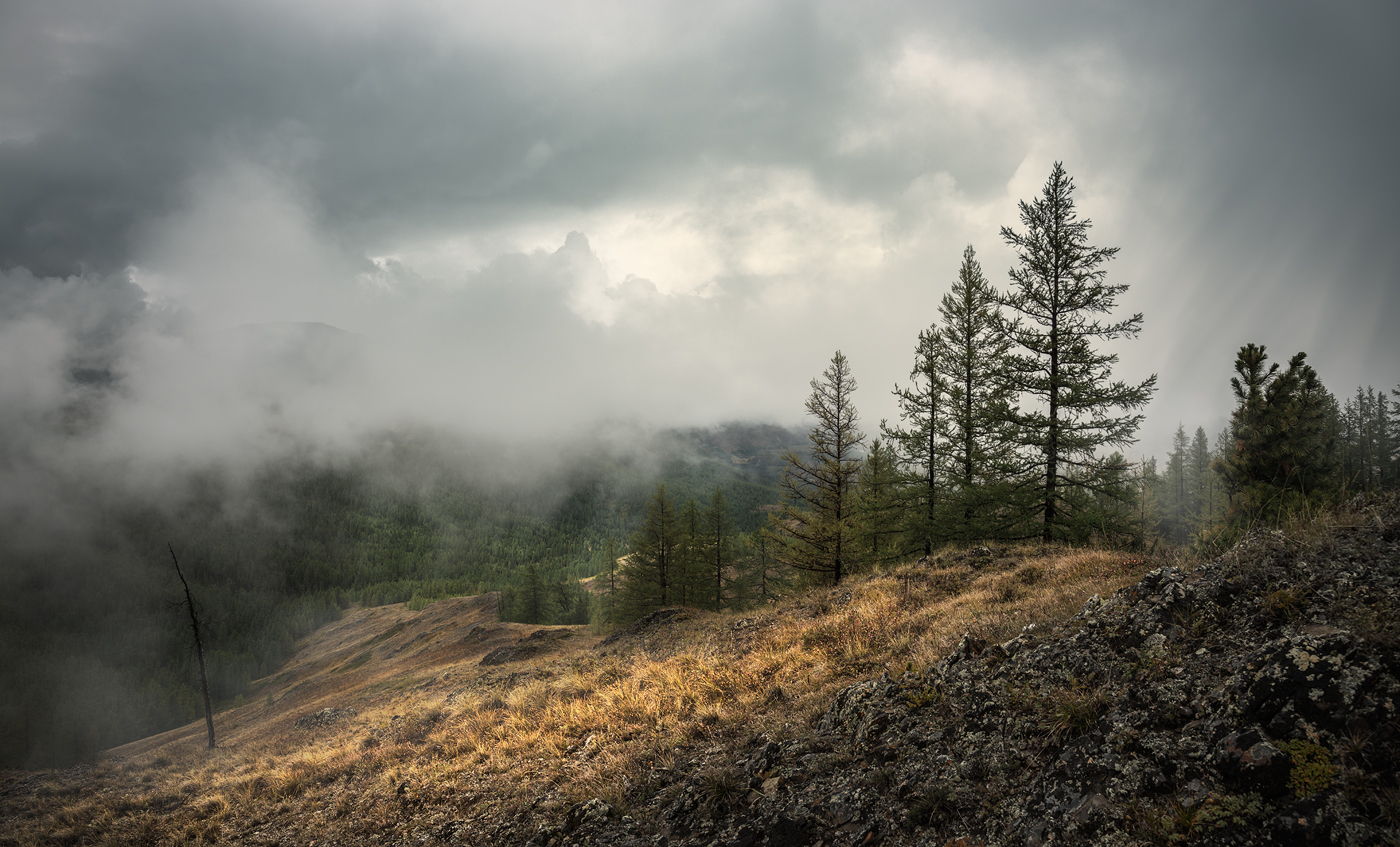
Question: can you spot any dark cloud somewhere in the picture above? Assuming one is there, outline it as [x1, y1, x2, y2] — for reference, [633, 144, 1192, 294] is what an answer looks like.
[0, 0, 1394, 461]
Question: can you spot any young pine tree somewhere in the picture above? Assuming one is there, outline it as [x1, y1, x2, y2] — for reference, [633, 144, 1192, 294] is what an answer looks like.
[931, 245, 1022, 542]
[997, 162, 1157, 542]
[767, 351, 865, 586]
[1161, 424, 1191, 544]
[617, 485, 680, 621]
[1214, 344, 1336, 523]
[852, 439, 904, 567]
[882, 328, 947, 556]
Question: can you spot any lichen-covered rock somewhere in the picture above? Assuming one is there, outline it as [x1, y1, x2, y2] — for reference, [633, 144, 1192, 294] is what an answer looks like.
[292, 706, 357, 730]
[528, 496, 1400, 846]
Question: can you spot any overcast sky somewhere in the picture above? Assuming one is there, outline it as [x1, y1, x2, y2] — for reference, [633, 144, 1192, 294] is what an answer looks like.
[1, 0, 1397, 472]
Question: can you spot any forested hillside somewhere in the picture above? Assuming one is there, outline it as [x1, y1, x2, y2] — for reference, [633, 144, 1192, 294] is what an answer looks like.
[0, 422, 802, 768]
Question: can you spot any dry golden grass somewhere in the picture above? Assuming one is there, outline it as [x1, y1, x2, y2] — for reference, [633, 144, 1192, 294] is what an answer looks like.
[0, 544, 1160, 845]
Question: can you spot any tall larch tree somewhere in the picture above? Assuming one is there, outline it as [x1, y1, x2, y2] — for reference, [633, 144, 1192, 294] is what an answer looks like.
[997, 162, 1157, 543]
[599, 536, 620, 625]
[674, 498, 704, 607]
[767, 351, 865, 585]
[738, 530, 788, 607]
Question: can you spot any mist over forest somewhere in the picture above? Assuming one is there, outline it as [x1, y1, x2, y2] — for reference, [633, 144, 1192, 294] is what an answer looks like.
[1, 324, 803, 768]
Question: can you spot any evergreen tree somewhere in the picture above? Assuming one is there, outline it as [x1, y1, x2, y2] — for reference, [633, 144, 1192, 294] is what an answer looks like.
[674, 498, 704, 606]
[1373, 386, 1393, 489]
[1136, 455, 1163, 550]
[737, 530, 788, 607]
[617, 485, 680, 620]
[551, 577, 592, 625]
[881, 328, 947, 556]
[516, 563, 551, 625]
[852, 439, 903, 567]
[1342, 387, 1379, 490]
[1340, 391, 1360, 488]
[1088, 452, 1142, 546]
[1360, 386, 1393, 490]
[1207, 429, 1230, 527]
[1214, 344, 1336, 523]
[701, 490, 736, 610]
[1188, 426, 1213, 529]
[599, 536, 619, 625]
[1337, 384, 1398, 492]
[1360, 387, 1378, 490]
[767, 351, 865, 585]
[930, 245, 1022, 542]
[997, 162, 1158, 542]
[1387, 385, 1400, 487]
[1162, 424, 1190, 543]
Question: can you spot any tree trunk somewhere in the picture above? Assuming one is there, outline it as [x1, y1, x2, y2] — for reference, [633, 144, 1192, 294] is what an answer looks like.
[169, 544, 215, 750]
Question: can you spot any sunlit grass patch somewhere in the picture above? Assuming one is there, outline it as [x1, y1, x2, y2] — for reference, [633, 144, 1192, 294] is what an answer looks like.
[0, 540, 1165, 846]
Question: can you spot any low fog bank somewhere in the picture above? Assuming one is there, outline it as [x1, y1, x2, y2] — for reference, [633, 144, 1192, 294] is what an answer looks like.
[0, 403, 791, 766]
[0, 260, 811, 767]
[0, 234, 807, 558]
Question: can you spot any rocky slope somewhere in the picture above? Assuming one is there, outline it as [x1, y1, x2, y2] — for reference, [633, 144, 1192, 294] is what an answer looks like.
[524, 497, 1400, 846]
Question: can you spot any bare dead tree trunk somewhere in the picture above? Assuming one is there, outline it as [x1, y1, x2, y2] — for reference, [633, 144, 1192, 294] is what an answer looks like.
[169, 544, 215, 749]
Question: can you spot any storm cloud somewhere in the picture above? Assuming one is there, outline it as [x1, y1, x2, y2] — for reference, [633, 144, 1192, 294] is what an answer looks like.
[0, 0, 1396, 463]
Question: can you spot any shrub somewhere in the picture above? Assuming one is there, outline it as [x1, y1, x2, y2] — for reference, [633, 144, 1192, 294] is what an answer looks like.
[1278, 739, 1337, 799]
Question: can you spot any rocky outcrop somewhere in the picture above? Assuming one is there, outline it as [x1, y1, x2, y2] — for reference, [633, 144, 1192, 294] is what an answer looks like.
[292, 707, 357, 730]
[526, 496, 1400, 846]
[479, 628, 577, 666]
[595, 608, 693, 653]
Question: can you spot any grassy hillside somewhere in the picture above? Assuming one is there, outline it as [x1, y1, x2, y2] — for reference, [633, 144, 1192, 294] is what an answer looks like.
[0, 539, 1160, 845]
[0, 422, 804, 769]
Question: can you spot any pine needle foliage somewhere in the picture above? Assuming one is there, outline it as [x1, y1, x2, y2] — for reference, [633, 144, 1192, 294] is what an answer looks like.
[1214, 344, 1337, 524]
[852, 439, 904, 568]
[617, 485, 681, 619]
[997, 162, 1157, 543]
[930, 245, 1024, 542]
[767, 351, 866, 586]
[882, 327, 947, 556]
